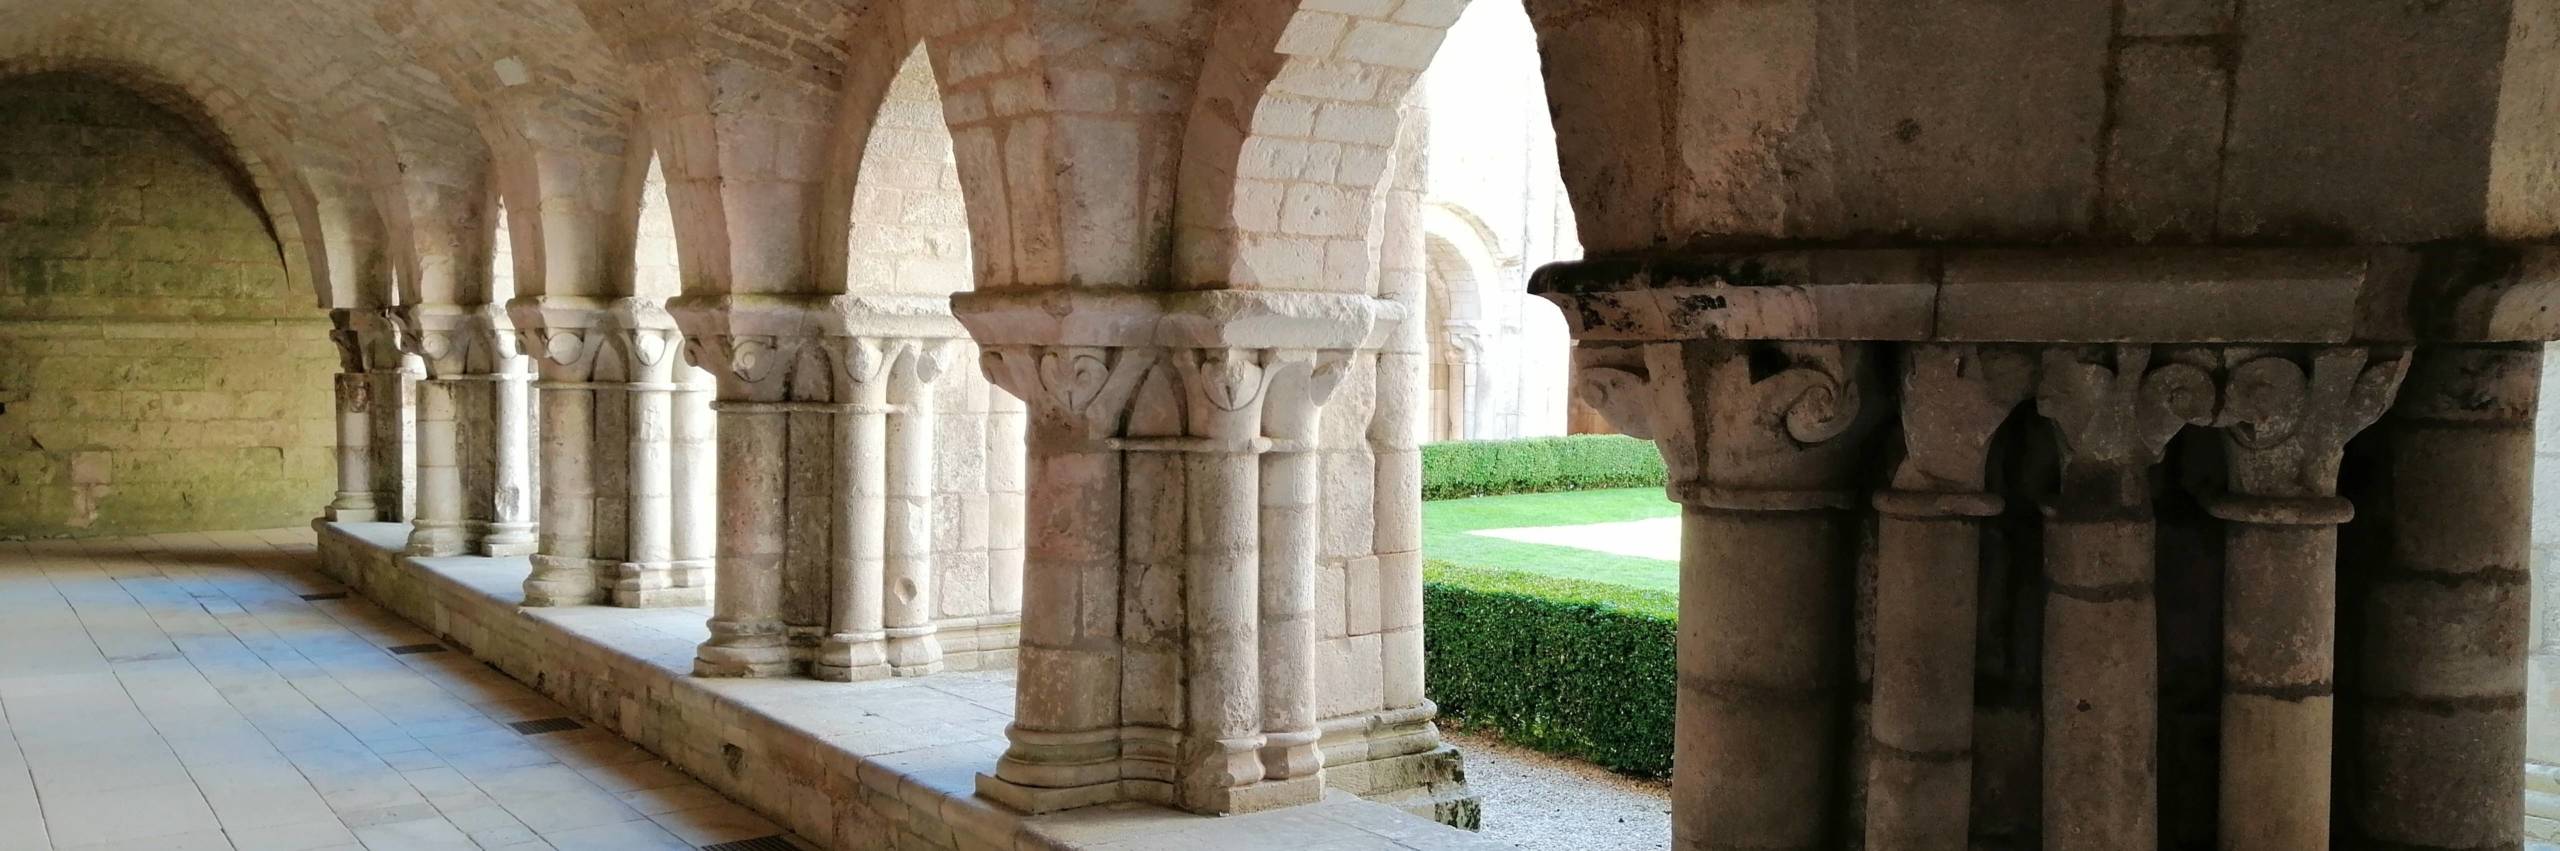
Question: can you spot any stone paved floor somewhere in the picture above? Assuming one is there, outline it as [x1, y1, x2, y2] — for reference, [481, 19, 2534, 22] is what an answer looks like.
[0, 529, 804, 851]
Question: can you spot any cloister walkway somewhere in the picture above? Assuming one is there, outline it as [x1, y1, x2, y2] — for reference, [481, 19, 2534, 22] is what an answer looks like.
[0, 530, 790, 851]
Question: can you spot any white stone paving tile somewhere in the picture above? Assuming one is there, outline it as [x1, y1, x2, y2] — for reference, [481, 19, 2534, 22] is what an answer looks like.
[0, 530, 802, 851]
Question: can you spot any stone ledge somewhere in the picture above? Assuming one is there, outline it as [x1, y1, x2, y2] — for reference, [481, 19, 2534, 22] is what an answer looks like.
[312, 521, 1505, 851]
[1532, 246, 2560, 344]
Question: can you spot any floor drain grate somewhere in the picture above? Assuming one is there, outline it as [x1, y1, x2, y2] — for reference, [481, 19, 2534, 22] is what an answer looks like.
[701, 837, 798, 851]
[509, 717, 583, 735]
[299, 591, 347, 601]
[384, 643, 446, 655]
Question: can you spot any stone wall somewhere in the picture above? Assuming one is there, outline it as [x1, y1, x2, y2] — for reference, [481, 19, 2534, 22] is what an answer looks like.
[0, 73, 329, 538]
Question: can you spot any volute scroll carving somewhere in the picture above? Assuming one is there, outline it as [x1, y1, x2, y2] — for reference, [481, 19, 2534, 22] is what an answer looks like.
[2216, 347, 2408, 501]
[2037, 345, 2220, 513]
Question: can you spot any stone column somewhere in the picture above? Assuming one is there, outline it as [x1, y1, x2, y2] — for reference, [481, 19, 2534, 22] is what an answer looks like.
[962, 291, 1376, 818]
[816, 337, 893, 682]
[677, 325, 807, 678]
[2204, 347, 2405, 851]
[401, 306, 472, 556]
[2033, 345, 2214, 850]
[669, 360, 718, 596]
[1169, 347, 1276, 811]
[486, 329, 539, 557]
[1865, 345, 2031, 850]
[326, 309, 381, 522]
[885, 340, 956, 677]
[2350, 344, 2539, 849]
[521, 305, 610, 606]
[1255, 349, 1341, 786]
[619, 309, 688, 606]
[1575, 340, 1880, 851]
[978, 343, 1150, 808]
[1438, 322, 1486, 441]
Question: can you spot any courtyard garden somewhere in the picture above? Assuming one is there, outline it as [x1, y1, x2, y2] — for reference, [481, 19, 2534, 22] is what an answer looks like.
[1418, 435, 1680, 777]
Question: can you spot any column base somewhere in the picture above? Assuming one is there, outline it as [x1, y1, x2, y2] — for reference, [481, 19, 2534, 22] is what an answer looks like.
[613, 559, 713, 608]
[694, 621, 793, 678]
[480, 523, 539, 557]
[406, 521, 470, 557]
[1185, 773, 1325, 816]
[326, 495, 380, 523]
[885, 626, 944, 678]
[1258, 728, 1324, 781]
[812, 632, 891, 682]
[974, 773, 1134, 816]
[1318, 702, 1477, 828]
[522, 554, 612, 607]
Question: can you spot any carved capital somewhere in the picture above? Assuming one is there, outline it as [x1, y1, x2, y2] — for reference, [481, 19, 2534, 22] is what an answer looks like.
[898, 338, 962, 390]
[1891, 344, 2036, 495]
[1631, 341, 1882, 509]
[524, 325, 610, 380]
[980, 344, 1158, 441]
[683, 333, 824, 403]
[2037, 344, 2219, 510]
[2217, 347, 2408, 498]
[1168, 347, 1279, 443]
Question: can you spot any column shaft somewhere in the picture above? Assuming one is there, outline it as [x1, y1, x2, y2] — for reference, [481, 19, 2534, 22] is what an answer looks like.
[1182, 437, 1265, 812]
[1865, 499, 1987, 851]
[671, 367, 718, 579]
[483, 362, 538, 555]
[526, 385, 600, 605]
[2352, 344, 2536, 848]
[620, 381, 677, 604]
[2216, 515, 2336, 850]
[986, 420, 1126, 802]
[1678, 506, 1848, 851]
[329, 372, 379, 521]
[409, 379, 466, 555]
[2040, 513, 2156, 851]
[818, 393, 890, 682]
[1258, 370, 1323, 783]
[885, 358, 944, 676]
[695, 407, 792, 677]
[1375, 348, 1428, 711]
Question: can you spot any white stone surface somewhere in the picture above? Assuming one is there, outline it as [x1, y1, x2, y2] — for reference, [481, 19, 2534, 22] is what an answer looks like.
[0, 529, 783, 851]
[1468, 518, 1681, 562]
[307, 521, 1500, 850]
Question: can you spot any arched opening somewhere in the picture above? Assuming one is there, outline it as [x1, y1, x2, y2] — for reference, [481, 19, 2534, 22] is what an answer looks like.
[0, 72, 331, 537]
[839, 42, 1026, 663]
[1412, 0, 1578, 442]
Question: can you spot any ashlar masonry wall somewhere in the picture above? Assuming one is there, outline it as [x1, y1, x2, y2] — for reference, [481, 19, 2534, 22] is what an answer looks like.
[0, 73, 332, 538]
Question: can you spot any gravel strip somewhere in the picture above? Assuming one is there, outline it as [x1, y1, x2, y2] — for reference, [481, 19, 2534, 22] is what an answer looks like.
[1446, 728, 1671, 850]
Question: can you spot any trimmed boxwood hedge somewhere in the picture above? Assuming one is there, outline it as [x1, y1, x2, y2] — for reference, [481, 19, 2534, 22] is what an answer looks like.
[1423, 560, 1675, 777]
[1419, 435, 1666, 501]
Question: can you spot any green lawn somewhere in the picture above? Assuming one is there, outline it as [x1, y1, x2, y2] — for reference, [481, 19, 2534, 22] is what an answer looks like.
[1420, 487, 1681, 593]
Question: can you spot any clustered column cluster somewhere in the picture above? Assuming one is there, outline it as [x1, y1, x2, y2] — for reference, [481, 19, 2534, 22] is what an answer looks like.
[668, 295, 997, 682]
[949, 289, 1455, 819]
[395, 303, 538, 558]
[1542, 249, 2543, 850]
[513, 298, 716, 608]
